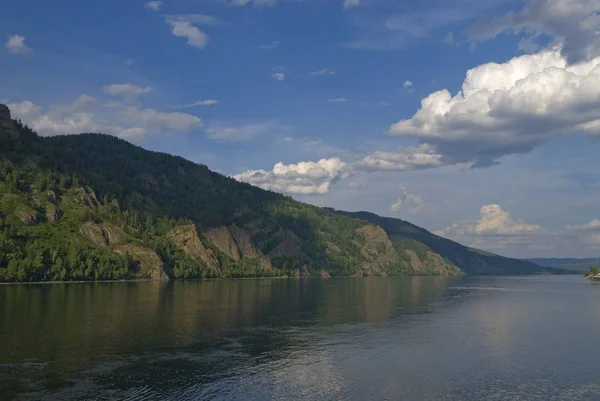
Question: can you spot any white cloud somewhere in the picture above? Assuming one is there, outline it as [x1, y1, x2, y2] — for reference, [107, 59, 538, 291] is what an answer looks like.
[356, 144, 444, 172]
[260, 41, 279, 50]
[518, 36, 542, 53]
[443, 32, 455, 44]
[388, 49, 600, 166]
[165, 15, 214, 49]
[5, 34, 30, 54]
[403, 80, 414, 88]
[344, 0, 360, 9]
[566, 219, 600, 231]
[377, 101, 390, 106]
[165, 14, 224, 26]
[7, 99, 144, 139]
[327, 98, 348, 103]
[230, 0, 277, 7]
[468, 0, 600, 64]
[103, 84, 152, 99]
[390, 187, 425, 214]
[125, 58, 133, 66]
[272, 72, 285, 81]
[145, 1, 163, 11]
[119, 127, 147, 140]
[206, 121, 283, 142]
[122, 107, 202, 132]
[168, 99, 219, 109]
[583, 233, 600, 246]
[234, 158, 347, 195]
[436, 204, 542, 238]
[310, 68, 336, 76]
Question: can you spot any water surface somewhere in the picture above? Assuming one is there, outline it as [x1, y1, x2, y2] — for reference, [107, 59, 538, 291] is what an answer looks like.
[1, 276, 600, 400]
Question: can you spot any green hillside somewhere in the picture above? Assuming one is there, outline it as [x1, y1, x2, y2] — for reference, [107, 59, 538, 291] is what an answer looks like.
[0, 104, 557, 282]
[335, 211, 564, 276]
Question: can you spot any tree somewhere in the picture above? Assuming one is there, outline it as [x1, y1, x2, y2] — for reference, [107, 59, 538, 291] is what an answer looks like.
[586, 265, 599, 278]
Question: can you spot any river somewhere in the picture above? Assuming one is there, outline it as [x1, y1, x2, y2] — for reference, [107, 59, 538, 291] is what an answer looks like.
[1, 276, 599, 400]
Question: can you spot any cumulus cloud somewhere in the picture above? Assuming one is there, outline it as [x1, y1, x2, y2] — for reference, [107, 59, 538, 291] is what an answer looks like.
[388, 49, 600, 166]
[145, 1, 163, 11]
[403, 80, 414, 88]
[5, 34, 30, 54]
[168, 99, 219, 109]
[310, 68, 336, 76]
[583, 233, 600, 246]
[260, 41, 279, 50]
[7, 98, 144, 139]
[230, 0, 277, 7]
[566, 219, 600, 231]
[121, 107, 202, 132]
[468, 0, 600, 64]
[344, 0, 360, 9]
[272, 72, 285, 81]
[390, 187, 425, 214]
[103, 84, 152, 99]
[356, 144, 444, 172]
[234, 158, 347, 195]
[164, 15, 222, 49]
[443, 32, 455, 44]
[436, 204, 542, 239]
[206, 121, 284, 142]
[327, 98, 348, 103]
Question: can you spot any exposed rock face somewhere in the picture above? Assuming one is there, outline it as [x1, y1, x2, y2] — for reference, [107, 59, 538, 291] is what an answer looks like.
[167, 225, 220, 269]
[14, 205, 39, 225]
[116, 244, 167, 281]
[76, 188, 99, 208]
[403, 248, 461, 276]
[267, 230, 306, 259]
[46, 190, 59, 204]
[140, 173, 160, 192]
[0, 104, 19, 137]
[203, 225, 272, 268]
[0, 104, 10, 120]
[45, 204, 62, 222]
[79, 222, 126, 247]
[357, 225, 398, 276]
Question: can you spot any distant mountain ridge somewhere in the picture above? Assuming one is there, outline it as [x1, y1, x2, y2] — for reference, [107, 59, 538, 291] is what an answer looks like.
[527, 257, 600, 273]
[0, 103, 564, 282]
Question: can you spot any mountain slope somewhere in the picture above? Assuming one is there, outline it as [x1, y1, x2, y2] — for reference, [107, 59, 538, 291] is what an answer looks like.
[527, 257, 600, 273]
[336, 211, 564, 275]
[0, 104, 554, 281]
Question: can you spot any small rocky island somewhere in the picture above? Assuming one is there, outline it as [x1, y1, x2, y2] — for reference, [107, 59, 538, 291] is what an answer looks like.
[585, 266, 600, 281]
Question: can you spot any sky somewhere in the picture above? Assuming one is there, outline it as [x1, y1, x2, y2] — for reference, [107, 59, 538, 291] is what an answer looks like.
[2, 0, 600, 258]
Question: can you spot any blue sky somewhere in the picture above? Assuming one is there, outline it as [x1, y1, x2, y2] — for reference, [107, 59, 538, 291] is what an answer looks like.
[2, 0, 600, 258]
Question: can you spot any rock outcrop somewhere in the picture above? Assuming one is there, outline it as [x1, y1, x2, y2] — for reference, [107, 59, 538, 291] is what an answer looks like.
[0, 104, 19, 137]
[76, 187, 99, 208]
[357, 225, 398, 276]
[116, 244, 167, 281]
[79, 222, 126, 247]
[203, 225, 272, 268]
[403, 248, 461, 276]
[45, 204, 62, 222]
[14, 205, 39, 225]
[167, 225, 220, 269]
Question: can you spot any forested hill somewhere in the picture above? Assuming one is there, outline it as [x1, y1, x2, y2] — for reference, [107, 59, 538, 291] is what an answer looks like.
[332, 212, 563, 276]
[0, 104, 557, 282]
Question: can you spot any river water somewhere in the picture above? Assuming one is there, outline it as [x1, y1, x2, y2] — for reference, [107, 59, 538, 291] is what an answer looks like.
[1, 276, 600, 400]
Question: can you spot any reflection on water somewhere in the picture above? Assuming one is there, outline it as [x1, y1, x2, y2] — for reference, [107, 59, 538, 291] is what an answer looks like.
[1, 276, 599, 400]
